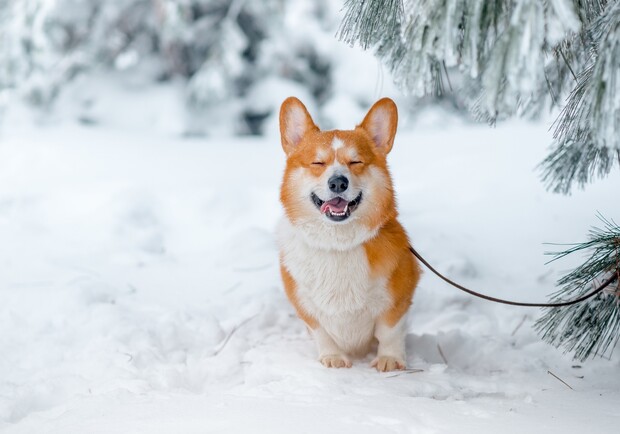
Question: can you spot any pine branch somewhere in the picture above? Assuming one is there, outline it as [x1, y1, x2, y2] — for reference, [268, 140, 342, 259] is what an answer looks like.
[337, 0, 403, 50]
[338, 1, 620, 192]
[535, 215, 620, 361]
[541, 1, 620, 193]
[540, 136, 616, 194]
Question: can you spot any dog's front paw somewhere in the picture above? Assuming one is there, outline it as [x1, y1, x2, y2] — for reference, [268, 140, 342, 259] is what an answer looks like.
[371, 356, 406, 372]
[320, 354, 352, 368]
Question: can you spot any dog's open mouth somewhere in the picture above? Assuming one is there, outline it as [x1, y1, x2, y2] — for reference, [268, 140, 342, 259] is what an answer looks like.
[311, 192, 362, 222]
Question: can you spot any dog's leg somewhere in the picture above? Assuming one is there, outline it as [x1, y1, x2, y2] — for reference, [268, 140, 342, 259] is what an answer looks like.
[371, 317, 406, 372]
[280, 264, 351, 368]
[312, 327, 352, 368]
[371, 249, 418, 372]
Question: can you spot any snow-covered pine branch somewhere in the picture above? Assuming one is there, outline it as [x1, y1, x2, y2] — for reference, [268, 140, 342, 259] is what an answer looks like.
[338, 0, 619, 193]
[542, 1, 620, 193]
[535, 215, 620, 361]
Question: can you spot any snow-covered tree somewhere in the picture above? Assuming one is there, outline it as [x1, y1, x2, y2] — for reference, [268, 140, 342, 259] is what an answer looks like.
[338, 0, 620, 360]
[339, 0, 619, 192]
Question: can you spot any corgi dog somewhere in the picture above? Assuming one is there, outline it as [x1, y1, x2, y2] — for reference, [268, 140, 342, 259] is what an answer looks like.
[277, 97, 421, 372]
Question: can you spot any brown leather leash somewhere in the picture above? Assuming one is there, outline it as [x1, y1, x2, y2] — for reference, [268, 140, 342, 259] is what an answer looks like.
[409, 246, 618, 307]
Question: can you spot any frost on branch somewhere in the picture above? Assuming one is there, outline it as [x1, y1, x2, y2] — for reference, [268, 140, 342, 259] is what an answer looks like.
[339, 0, 620, 193]
[339, 0, 579, 117]
[542, 1, 620, 193]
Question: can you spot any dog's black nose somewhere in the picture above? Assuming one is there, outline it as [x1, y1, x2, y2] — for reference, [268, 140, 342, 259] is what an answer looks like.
[328, 175, 349, 193]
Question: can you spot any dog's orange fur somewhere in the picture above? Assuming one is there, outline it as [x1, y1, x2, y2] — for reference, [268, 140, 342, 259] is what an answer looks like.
[364, 220, 420, 326]
[280, 263, 318, 328]
[278, 97, 421, 370]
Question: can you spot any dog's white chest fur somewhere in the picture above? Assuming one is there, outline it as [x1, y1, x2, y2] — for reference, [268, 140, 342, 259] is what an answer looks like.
[277, 217, 391, 353]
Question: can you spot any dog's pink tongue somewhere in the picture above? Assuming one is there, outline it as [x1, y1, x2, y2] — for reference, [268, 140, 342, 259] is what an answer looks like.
[320, 197, 347, 213]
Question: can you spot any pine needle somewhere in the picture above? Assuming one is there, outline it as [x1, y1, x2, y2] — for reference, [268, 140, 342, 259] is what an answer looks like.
[547, 370, 574, 390]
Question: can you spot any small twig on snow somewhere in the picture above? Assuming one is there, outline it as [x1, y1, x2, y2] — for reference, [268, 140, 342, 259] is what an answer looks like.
[386, 368, 424, 378]
[437, 343, 448, 365]
[213, 313, 259, 356]
[511, 315, 528, 336]
[547, 370, 574, 390]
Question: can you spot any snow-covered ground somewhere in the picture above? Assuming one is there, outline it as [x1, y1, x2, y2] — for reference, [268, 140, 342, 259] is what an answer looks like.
[1, 103, 619, 433]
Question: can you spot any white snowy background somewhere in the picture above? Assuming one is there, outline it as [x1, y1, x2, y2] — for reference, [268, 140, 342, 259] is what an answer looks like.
[1, 1, 619, 433]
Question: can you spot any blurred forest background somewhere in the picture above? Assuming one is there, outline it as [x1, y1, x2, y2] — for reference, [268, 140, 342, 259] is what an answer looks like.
[0, 0, 406, 136]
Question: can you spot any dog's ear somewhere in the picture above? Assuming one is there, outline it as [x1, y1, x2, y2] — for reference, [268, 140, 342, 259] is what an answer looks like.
[359, 98, 398, 154]
[279, 97, 318, 155]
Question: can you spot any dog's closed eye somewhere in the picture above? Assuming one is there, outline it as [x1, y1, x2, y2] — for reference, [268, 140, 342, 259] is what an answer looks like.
[311, 162, 326, 166]
[349, 161, 363, 166]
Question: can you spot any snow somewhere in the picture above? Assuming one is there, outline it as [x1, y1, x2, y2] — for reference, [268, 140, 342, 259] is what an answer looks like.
[1, 99, 620, 433]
